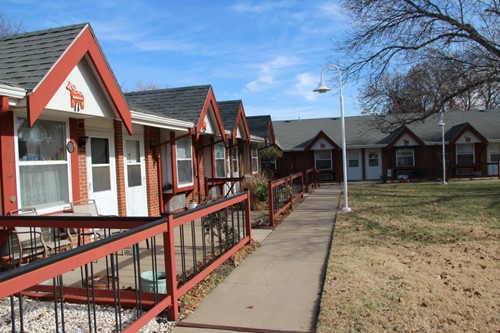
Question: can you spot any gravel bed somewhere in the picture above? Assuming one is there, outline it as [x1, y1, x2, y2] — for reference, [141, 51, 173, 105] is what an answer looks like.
[0, 297, 177, 332]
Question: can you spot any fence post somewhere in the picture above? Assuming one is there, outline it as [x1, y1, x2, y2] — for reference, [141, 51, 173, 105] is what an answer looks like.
[164, 214, 179, 320]
[300, 173, 304, 198]
[268, 179, 274, 227]
[245, 190, 253, 246]
[304, 169, 309, 193]
[289, 175, 293, 210]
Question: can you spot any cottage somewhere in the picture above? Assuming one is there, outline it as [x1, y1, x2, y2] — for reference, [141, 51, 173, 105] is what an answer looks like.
[273, 110, 500, 182]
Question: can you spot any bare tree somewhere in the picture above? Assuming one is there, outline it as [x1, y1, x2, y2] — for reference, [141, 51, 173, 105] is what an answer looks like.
[0, 12, 24, 37]
[337, 0, 500, 130]
[134, 81, 160, 91]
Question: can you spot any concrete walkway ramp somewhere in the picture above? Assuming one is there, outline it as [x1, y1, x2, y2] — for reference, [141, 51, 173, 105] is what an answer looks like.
[173, 185, 340, 333]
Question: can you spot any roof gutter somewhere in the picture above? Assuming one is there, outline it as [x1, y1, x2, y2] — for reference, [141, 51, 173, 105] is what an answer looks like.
[131, 110, 194, 132]
[0, 85, 27, 100]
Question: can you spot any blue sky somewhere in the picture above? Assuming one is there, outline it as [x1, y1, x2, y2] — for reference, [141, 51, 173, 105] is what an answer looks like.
[2, 0, 363, 120]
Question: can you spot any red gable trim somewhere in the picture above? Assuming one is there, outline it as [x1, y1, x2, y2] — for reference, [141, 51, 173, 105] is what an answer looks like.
[305, 130, 340, 151]
[232, 102, 251, 145]
[0, 96, 9, 114]
[196, 86, 226, 141]
[26, 26, 132, 134]
[449, 123, 488, 144]
[387, 126, 424, 148]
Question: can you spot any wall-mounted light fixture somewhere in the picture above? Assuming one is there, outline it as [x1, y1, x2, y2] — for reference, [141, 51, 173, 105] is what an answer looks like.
[77, 136, 89, 147]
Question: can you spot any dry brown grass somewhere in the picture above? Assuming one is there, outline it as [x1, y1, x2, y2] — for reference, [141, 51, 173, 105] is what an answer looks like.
[317, 181, 500, 333]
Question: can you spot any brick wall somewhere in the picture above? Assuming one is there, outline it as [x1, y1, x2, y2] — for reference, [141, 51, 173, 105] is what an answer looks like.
[114, 120, 126, 216]
[76, 119, 88, 200]
[145, 126, 161, 216]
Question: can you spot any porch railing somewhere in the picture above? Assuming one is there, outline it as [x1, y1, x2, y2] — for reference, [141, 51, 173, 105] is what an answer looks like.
[205, 176, 245, 198]
[0, 191, 252, 332]
[268, 172, 304, 227]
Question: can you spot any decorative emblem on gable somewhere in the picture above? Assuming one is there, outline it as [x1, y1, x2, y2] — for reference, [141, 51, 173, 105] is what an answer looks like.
[201, 120, 207, 132]
[403, 139, 409, 146]
[66, 81, 85, 112]
[465, 136, 471, 142]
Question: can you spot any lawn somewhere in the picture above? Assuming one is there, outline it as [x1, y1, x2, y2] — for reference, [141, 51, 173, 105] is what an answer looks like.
[316, 180, 500, 333]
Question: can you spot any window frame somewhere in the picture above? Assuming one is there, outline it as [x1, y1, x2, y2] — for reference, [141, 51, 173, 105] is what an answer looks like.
[176, 136, 194, 187]
[395, 147, 415, 167]
[215, 142, 226, 178]
[232, 146, 239, 175]
[314, 149, 332, 170]
[456, 143, 475, 164]
[251, 144, 259, 173]
[15, 116, 71, 212]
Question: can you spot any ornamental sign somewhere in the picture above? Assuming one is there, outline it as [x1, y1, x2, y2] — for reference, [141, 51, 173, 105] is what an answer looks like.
[66, 81, 85, 112]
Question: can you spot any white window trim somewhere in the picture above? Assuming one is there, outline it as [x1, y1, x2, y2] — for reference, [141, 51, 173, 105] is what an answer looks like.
[176, 136, 194, 187]
[14, 115, 72, 214]
[395, 147, 415, 167]
[314, 149, 332, 170]
[456, 143, 475, 164]
[251, 144, 259, 173]
[215, 142, 226, 178]
[232, 146, 239, 175]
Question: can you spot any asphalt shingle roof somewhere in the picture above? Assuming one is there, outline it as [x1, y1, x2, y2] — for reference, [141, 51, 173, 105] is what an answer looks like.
[124, 85, 212, 123]
[273, 110, 500, 150]
[0, 23, 87, 90]
[217, 100, 241, 131]
[246, 115, 271, 138]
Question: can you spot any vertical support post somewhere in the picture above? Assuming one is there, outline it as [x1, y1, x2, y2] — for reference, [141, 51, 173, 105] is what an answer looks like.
[304, 170, 309, 193]
[289, 175, 293, 209]
[245, 190, 252, 246]
[300, 173, 304, 198]
[268, 180, 274, 227]
[164, 215, 179, 320]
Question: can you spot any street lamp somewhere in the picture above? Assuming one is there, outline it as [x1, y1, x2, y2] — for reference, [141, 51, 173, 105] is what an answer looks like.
[314, 65, 351, 213]
[438, 112, 447, 185]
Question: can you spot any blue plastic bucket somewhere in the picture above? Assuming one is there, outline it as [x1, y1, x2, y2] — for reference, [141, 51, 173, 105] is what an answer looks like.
[140, 271, 167, 293]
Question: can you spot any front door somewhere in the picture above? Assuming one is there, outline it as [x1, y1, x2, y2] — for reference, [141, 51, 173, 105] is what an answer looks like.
[125, 138, 148, 216]
[86, 132, 118, 215]
[488, 143, 500, 176]
[347, 149, 363, 180]
[365, 149, 382, 180]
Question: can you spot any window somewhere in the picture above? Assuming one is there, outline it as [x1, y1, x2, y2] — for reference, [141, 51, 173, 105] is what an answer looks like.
[215, 143, 226, 178]
[348, 151, 359, 168]
[456, 143, 474, 164]
[176, 136, 193, 186]
[368, 152, 379, 167]
[90, 138, 111, 192]
[315, 150, 332, 170]
[396, 147, 414, 167]
[232, 146, 239, 175]
[17, 118, 69, 208]
[251, 144, 259, 173]
[126, 140, 141, 187]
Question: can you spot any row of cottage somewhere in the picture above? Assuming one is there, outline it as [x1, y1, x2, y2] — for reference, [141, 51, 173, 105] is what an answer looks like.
[1, 23, 499, 217]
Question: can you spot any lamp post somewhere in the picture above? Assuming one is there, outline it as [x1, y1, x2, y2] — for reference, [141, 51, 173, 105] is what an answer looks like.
[438, 112, 447, 185]
[314, 64, 351, 213]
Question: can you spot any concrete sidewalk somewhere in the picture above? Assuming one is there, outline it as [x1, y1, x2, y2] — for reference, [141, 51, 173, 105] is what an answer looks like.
[173, 185, 340, 333]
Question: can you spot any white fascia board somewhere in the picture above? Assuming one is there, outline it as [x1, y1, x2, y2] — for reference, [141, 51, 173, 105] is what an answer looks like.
[0, 85, 27, 99]
[131, 110, 194, 132]
[488, 139, 500, 143]
[250, 135, 265, 143]
[348, 144, 387, 149]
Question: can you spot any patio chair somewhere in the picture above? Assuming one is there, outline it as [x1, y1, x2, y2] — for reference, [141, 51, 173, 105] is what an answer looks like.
[70, 199, 123, 245]
[6, 208, 46, 265]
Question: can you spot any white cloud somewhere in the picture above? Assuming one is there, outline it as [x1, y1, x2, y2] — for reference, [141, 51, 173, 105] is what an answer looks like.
[286, 72, 319, 101]
[230, 1, 290, 13]
[245, 56, 301, 92]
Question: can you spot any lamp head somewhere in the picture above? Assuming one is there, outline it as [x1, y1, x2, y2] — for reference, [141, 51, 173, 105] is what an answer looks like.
[313, 76, 332, 94]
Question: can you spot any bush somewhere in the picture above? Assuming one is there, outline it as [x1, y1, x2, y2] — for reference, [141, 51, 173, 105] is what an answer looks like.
[242, 173, 269, 210]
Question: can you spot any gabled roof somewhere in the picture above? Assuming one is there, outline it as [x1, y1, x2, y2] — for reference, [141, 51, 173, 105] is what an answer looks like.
[445, 122, 487, 143]
[217, 100, 251, 144]
[385, 126, 425, 147]
[247, 115, 271, 138]
[0, 23, 132, 133]
[273, 110, 500, 151]
[0, 24, 86, 90]
[304, 130, 340, 151]
[125, 85, 226, 140]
